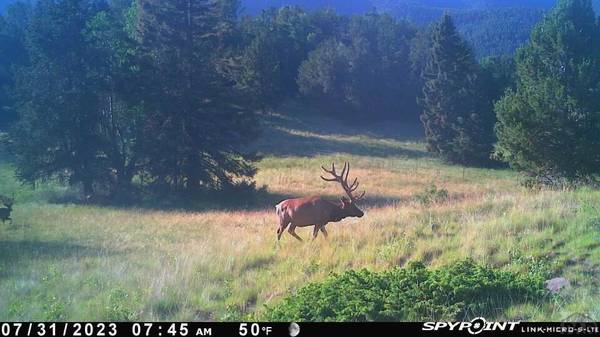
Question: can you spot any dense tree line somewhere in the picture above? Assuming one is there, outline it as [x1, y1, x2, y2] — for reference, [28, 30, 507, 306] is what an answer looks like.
[0, 0, 598, 200]
[235, 7, 421, 120]
[236, 6, 339, 110]
[0, 0, 530, 198]
[2, 0, 259, 198]
[297, 13, 418, 121]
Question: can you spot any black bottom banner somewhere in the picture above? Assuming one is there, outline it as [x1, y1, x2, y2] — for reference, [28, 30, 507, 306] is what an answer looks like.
[0, 321, 598, 337]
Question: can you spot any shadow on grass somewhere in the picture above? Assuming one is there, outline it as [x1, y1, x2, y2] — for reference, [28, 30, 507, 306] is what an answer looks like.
[74, 188, 408, 213]
[62, 188, 300, 213]
[239, 255, 277, 273]
[254, 127, 431, 158]
[266, 110, 425, 141]
[0, 240, 118, 276]
[252, 114, 430, 158]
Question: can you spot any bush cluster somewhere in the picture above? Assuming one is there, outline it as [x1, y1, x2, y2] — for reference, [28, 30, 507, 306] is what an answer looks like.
[414, 183, 449, 205]
[264, 259, 546, 321]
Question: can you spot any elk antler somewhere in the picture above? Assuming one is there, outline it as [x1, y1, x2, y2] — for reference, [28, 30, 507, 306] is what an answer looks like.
[321, 162, 366, 202]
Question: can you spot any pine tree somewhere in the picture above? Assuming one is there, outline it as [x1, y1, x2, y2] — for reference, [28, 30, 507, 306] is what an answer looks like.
[7, 0, 145, 198]
[420, 13, 495, 165]
[136, 0, 258, 192]
[0, 2, 31, 130]
[9, 0, 112, 196]
[84, 0, 145, 195]
[494, 0, 600, 183]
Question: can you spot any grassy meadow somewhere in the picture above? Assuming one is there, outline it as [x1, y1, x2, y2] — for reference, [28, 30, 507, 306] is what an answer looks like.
[0, 112, 599, 321]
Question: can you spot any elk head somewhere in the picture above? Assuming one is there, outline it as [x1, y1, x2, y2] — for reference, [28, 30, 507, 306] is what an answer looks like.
[1, 198, 12, 211]
[321, 162, 365, 218]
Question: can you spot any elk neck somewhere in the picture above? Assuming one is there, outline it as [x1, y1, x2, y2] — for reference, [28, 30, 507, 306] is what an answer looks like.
[328, 200, 348, 222]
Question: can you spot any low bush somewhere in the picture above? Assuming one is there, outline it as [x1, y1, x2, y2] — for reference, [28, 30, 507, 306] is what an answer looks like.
[414, 183, 449, 205]
[264, 259, 546, 321]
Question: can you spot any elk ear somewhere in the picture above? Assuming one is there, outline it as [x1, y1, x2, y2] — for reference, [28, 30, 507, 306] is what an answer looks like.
[340, 198, 347, 208]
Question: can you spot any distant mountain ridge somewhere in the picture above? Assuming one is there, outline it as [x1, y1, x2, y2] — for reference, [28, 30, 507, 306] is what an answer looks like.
[241, 0, 598, 14]
[241, 0, 374, 14]
[374, 0, 558, 10]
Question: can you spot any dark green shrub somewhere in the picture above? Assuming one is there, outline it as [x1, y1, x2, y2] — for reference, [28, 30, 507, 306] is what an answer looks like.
[264, 260, 545, 321]
[414, 183, 449, 205]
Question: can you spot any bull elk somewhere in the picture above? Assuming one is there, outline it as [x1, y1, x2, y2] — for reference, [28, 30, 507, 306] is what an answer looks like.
[275, 162, 365, 242]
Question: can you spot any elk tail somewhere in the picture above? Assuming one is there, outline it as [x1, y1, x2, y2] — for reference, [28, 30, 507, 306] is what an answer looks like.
[275, 202, 288, 223]
[275, 202, 283, 216]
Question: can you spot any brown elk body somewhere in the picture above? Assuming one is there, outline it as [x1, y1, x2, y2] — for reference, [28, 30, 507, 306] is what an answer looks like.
[275, 163, 365, 241]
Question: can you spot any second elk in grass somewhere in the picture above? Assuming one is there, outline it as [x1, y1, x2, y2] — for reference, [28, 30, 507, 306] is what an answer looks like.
[275, 162, 365, 242]
[0, 198, 13, 224]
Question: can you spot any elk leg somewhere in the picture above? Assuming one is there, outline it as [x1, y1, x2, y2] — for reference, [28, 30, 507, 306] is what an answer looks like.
[288, 225, 303, 242]
[277, 222, 290, 241]
[320, 226, 329, 239]
[312, 225, 320, 240]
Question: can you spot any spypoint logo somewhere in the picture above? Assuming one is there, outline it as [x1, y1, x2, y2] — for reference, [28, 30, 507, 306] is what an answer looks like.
[467, 317, 487, 335]
[422, 317, 520, 335]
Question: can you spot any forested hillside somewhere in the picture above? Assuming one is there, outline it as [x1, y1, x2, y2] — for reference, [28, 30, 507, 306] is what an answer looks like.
[241, 0, 374, 14]
[454, 8, 543, 57]
[1, 1, 597, 57]
[240, 0, 600, 57]
[240, 0, 560, 14]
